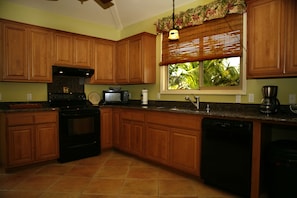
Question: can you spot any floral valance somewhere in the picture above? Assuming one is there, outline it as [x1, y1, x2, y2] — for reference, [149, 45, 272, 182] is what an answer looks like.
[156, 0, 246, 33]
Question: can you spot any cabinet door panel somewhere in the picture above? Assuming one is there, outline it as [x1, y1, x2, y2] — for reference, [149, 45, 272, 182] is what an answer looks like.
[129, 37, 143, 83]
[28, 28, 52, 82]
[54, 33, 73, 65]
[100, 108, 113, 150]
[115, 40, 129, 83]
[35, 123, 59, 161]
[119, 120, 131, 151]
[171, 129, 200, 175]
[285, 0, 297, 74]
[247, 0, 284, 77]
[92, 39, 115, 83]
[8, 126, 34, 166]
[130, 122, 144, 155]
[73, 36, 92, 67]
[3, 23, 28, 80]
[145, 124, 170, 165]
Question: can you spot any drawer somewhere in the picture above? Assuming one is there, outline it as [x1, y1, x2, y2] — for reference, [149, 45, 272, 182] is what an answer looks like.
[35, 111, 57, 123]
[121, 110, 145, 121]
[6, 113, 34, 126]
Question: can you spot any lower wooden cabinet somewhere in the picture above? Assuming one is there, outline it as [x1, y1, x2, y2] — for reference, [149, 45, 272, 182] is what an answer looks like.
[104, 107, 202, 176]
[100, 108, 113, 150]
[0, 111, 59, 170]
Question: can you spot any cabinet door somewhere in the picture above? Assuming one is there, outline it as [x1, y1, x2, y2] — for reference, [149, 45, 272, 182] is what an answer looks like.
[247, 0, 284, 78]
[129, 36, 143, 83]
[7, 125, 35, 167]
[92, 39, 115, 83]
[171, 129, 200, 176]
[2, 22, 28, 81]
[54, 32, 73, 65]
[119, 119, 131, 151]
[284, 0, 297, 74]
[73, 35, 92, 67]
[130, 121, 144, 156]
[112, 109, 121, 148]
[35, 123, 59, 162]
[115, 39, 129, 83]
[28, 27, 53, 82]
[100, 108, 113, 150]
[145, 124, 170, 165]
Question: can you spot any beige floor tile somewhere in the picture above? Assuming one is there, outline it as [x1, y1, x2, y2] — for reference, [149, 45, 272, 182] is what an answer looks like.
[39, 191, 81, 198]
[159, 179, 197, 196]
[127, 167, 159, 179]
[36, 164, 73, 176]
[65, 165, 100, 177]
[14, 175, 60, 191]
[96, 166, 129, 178]
[83, 178, 124, 195]
[121, 179, 158, 196]
[48, 176, 90, 192]
[0, 174, 29, 190]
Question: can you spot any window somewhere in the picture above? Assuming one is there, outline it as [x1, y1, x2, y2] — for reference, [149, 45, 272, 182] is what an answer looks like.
[160, 13, 247, 95]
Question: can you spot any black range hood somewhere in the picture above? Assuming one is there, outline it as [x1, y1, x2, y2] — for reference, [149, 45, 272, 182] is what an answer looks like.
[52, 66, 94, 78]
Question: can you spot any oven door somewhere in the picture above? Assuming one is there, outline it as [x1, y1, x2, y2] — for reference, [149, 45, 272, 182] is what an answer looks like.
[59, 108, 100, 162]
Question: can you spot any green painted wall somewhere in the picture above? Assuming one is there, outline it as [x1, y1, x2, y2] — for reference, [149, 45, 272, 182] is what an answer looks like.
[0, 0, 296, 104]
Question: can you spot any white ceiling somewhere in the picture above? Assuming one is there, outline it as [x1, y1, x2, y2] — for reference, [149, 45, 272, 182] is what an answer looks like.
[8, 0, 198, 29]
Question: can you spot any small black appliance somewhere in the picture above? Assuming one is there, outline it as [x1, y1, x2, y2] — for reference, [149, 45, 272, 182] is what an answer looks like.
[260, 85, 280, 114]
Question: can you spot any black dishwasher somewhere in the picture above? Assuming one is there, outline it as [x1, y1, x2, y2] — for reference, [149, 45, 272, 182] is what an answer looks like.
[201, 118, 253, 198]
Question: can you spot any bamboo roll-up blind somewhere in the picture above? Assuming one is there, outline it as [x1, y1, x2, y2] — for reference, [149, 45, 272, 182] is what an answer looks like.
[160, 14, 243, 66]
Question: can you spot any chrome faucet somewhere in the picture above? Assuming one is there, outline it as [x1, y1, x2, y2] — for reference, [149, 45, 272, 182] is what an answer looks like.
[185, 95, 200, 110]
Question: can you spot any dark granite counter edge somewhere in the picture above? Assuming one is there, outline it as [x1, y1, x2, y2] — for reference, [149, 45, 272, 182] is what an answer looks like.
[100, 100, 297, 125]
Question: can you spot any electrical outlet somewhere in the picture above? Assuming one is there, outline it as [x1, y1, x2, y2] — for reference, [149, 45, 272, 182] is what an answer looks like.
[248, 93, 254, 103]
[235, 95, 241, 103]
[27, 93, 32, 101]
[289, 94, 296, 104]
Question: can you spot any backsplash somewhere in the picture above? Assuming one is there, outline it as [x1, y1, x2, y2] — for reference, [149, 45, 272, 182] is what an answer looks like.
[47, 76, 85, 93]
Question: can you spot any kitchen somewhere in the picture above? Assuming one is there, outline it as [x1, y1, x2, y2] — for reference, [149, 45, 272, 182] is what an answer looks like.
[1, 0, 297, 198]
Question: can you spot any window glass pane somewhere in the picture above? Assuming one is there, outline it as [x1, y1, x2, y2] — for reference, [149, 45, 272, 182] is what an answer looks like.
[203, 57, 240, 87]
[168, 62, 199, 90]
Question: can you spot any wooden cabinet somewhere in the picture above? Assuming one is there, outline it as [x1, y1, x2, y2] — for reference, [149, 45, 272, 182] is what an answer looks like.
[28, 27, 53, 82]
[112, 108, 121, 148]
[146, 111, 201, 175]
[118, 109, 145, 156]
[145, 124, 170, 165]
[115, 32, 156, 84]
[100, 108, 113, 150]
[91, 39, 116, 84]
[53, 32, 92, 68]
[1, 20, 52, 82]
[0, 111, 59, 169]
[247, 0, 297, 78]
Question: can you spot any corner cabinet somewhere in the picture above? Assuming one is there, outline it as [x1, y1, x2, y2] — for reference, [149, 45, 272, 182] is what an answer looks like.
[0, 111, 59, 170]
[53, 31, 93, 68]
[91, 39, 116, 84]
[0, 20, 52, 82]
[247, 0, 297, 78]
[115, 32, 156, 84]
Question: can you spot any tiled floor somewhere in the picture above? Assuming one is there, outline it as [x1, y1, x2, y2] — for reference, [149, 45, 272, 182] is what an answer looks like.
[0, 150, 239, 198]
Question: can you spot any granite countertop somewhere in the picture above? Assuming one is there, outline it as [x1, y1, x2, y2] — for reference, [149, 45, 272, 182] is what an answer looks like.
[0, 102, 58, 113]
[100, 100, 297, 125]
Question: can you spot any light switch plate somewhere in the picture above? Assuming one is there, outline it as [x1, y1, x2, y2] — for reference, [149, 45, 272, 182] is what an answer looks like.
[235, 95, 241, 103]
[248, 93, 254, 103]
[27, 93, 32, 101]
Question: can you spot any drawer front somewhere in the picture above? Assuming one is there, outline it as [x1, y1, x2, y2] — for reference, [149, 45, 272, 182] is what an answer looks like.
[6, 113, 34, 126]
[35, 111, 57, 124]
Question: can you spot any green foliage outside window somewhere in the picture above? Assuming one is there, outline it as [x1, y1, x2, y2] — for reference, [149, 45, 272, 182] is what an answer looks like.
[168, 57, 240, 90]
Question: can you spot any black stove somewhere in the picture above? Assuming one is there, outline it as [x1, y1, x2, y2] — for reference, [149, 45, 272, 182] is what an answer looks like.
[48, 92, 93, 109]
[48, 92, 101, 162]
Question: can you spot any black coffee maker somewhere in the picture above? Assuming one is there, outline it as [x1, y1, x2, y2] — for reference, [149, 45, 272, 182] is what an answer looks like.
[260, 85, 280, 114]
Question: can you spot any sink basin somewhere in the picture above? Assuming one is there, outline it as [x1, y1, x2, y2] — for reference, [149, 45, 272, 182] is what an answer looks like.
[169, 107, 190, 112]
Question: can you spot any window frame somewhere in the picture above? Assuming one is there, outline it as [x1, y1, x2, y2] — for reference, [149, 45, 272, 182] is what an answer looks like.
[160, 13, 247, 95]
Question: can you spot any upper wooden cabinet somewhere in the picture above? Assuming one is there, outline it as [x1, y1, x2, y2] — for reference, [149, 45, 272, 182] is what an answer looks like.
[115, 32, 156, 84]
[53, 32, 93, 68]
[0, 20, 53, 82]
[91, 39, 116, 84]
[247, 0, 297, 78]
